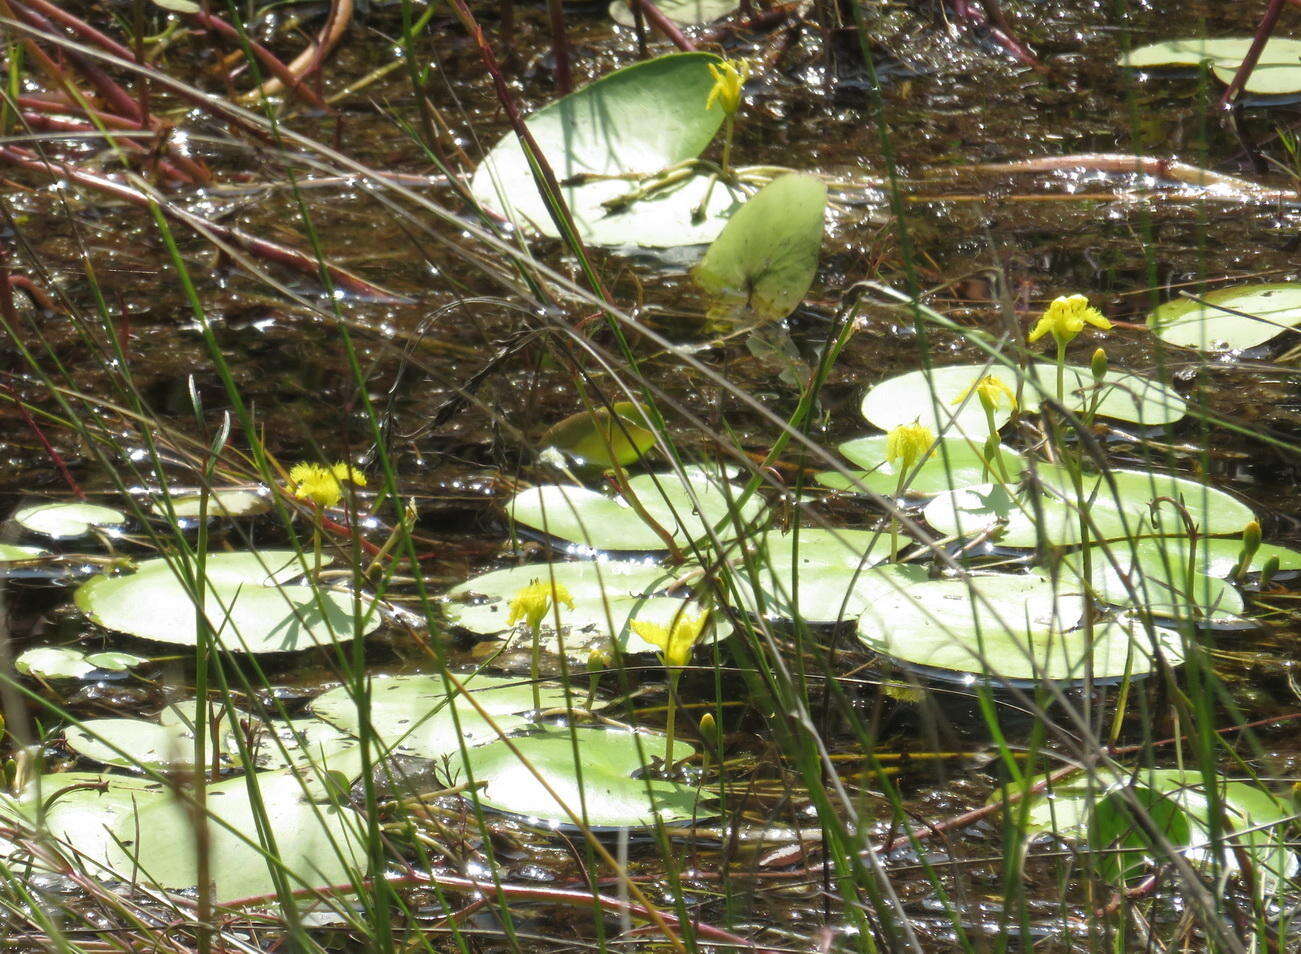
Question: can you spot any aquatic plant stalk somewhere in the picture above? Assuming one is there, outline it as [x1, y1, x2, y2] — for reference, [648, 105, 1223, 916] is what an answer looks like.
[246, 0, 353, 102]
[1218, 0, 1286, 109]
[629, 0, 697, 52]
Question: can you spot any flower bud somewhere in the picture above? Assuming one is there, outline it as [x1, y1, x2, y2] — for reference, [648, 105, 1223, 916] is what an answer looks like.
[698, 712, 719, 747]
[1091, 347, 1108, 380]
[1260, 555, 1280, 588]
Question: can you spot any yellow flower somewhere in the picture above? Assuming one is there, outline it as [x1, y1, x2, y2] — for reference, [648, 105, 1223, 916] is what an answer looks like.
[331, 462, 367, 488]
[1027, 294, 1112, 347]
[885, 422, 935, 472]
[706, 58, 750, 116]
[630, 609, 709, 668]
[287, 461, 366, 508]
[953, 374, 1016, 414]
[507, 578, 575, 631]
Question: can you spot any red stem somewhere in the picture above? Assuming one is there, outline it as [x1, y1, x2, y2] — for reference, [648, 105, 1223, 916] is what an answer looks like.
[6, 0, 144, 122]
[0, 147, 408, 303]
[19, 112, 198, 185]
[186, 8, 331, 110]
[945, 0, 1045, 72]
[10, 0, 137, 63]
[446, 0, 609, 303]
[1219, 0, 1287, 108]
[0, 382, 86, 499]
[545, 0, 572, 93]
[214, 870, 761, 950]
[6, 274, 60, 312]
[631, 0, 697, 52]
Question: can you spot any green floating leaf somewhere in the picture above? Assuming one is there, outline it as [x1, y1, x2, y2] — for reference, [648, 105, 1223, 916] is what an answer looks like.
[1211, 61, 1301, 95]
[0, 543, 47, 562]
[727, 528, 927, 624]
[470, 53, 739, 248]
[461, 727, 710, 828]
[13, 501, 126, 541]
[312, 672, 595, 761]
[857, 575, 1185, 682]
[63, 702, 355, 774]
[860, 361, 1185, 438]
[116, 770, 369, 903]
[508, 466, 767, 553]
[815, 435, 1025, 497]
[1090, 785, 1193, 885]
[84, 650, 149, 672]
[4, 772, 168, 874]
[692, 173, 827, 326]
[1148, 284, 1301, 351]
[1021, 768, 1298, 895]
[444, 559, 729, 656]
[609, 0, 738, 28]
[74, 551, 380, 654]
[539, 402, 657, 468]
[150, 488, 271, 520]
[924, 467, 1253, 549]
[1121, 37, 1301, 94]
[1059, 537, 1267, 623]
[16, 646, 97, 680]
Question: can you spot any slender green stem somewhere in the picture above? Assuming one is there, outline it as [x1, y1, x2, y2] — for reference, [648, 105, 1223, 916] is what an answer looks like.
[721, 115, 734, 177]
[664, 669, 681, 766]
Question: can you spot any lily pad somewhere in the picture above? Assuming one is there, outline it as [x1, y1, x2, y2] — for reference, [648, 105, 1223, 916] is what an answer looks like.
[445, 559, 728, 656]
[508, 466, 767, 553]
[311, 672, 593, 761]
[16, 646, 97, 680]
[815, 435, 1025, 497]
[860, 362, 1185, 437]
[64, 704, 356, 774]
[1056, 546, 1243, 624]
[74, 551, 380, 654]
[692, 173, 827, 325]
[609, 0, 738, 28]
[0, 543, 46, 562]
[84, 650, 149, 671]
[1022, 768, 1297, 894]
[115, 770, 369, 903]
[1211, 61, 1301, 95]
[925, 468, 1253, 549]
[6, 772, 168, 874]
[150, 488, 271, 520]
[13, 501, 126, 540]
[727, 528, 928, 623]
[461, 727, 710, 828]
[539, 402, 657, 468]
[470, 53, 739, 247]
[1148, 284, 1301, 351]
[1120, 37, 1301, 95]
[857, 575, 1186, 682]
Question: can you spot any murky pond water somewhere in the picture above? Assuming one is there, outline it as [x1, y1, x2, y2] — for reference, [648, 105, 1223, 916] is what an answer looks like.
[1, 1, 1299, 951]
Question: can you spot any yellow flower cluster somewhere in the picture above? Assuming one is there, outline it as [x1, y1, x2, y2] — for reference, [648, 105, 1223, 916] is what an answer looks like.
[954, 374, 1016, 414]
[631, 609, 709, 668]
[706, 58, 751, 116]
[287, 462, 367, 509]
[1028, 294, 1112, 347]
[885, 422, 935, 472]
[507, 579, 575, 631]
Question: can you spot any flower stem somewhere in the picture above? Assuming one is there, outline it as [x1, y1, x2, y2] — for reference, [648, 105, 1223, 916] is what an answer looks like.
[664, 669, 681, 766]
[721, 115, 734, 177]
[1054, 341, 1066, 404]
